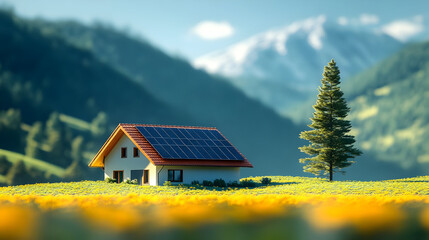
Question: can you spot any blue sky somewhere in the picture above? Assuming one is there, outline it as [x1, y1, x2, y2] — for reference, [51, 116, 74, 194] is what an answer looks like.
[1, 0, 428, 59]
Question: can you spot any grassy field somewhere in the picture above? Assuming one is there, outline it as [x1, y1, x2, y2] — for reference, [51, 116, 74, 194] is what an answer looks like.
[0, 176, 427, 240]
[1, 176, 428, 196]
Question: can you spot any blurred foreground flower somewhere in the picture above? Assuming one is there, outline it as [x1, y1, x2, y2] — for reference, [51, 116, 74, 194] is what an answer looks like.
[83, 206, 145, 232]
[306, 202, 404, 233]
[422, 207, 429, 230]
[0, 177, 427, 239]
[0, 205, 37, 240]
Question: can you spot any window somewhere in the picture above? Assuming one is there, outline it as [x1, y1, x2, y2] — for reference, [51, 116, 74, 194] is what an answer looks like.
[113, 170, 124, 183]
[121, 147, 127, 158]
[133, 147, 139, 157]
[168, 169, 183, 182]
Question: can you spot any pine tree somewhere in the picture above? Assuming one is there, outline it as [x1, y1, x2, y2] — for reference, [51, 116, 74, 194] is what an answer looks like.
[299, 59, 361, 181]
[44, 112, 69, 167]
[6, 160, 33, 186]
[25, 122, 44, 159]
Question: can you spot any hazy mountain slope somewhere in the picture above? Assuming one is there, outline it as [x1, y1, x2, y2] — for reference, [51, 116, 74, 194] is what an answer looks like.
[343, 41, 429, 174]
[32, 20, 308, 177]
[193, 16, 403, 114]
[0, 10, 421, 181]
[0, 11, 187, 126]
[0, 10, 193, 183]
[22, 16, 423, 179]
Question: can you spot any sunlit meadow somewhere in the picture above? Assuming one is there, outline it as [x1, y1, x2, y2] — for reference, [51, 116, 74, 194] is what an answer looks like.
[0, 176, 427, 240]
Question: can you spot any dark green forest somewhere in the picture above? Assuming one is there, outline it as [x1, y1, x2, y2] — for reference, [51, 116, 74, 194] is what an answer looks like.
[0, 9, 306, 185]
[0, 10, 192, 185]
[344, 42, 429, 172]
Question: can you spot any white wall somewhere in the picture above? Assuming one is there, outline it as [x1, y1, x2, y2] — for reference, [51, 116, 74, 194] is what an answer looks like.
[157, 165, 240, 185]
[147, 162, 157, 186]
[104, 135, 241, 186]
[104, 135, 154, 185]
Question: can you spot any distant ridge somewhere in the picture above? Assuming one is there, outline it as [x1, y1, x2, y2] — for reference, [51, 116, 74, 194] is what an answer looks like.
[344, 41, 429, 175]
[193, 16, 403, 114]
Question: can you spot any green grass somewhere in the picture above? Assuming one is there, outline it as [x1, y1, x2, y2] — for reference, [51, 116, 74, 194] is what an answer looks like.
[0, 176, 427, 240]
[0, 149, 65, 177]
[1, 176, 427, 196]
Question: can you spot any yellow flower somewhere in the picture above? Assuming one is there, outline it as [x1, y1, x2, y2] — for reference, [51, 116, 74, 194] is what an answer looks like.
[83, 206, 145, 232]
[0, 205, 38, 240]
[306, 201, 405, 233]
[421, 207, 429, 230]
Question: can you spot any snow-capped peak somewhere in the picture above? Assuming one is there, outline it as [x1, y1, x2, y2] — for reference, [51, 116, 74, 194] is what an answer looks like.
[192, 16, 402, 116]
[193, 15, 326, 76]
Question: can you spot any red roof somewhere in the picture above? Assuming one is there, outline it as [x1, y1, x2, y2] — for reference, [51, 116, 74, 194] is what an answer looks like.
[89, 123, 253, 168]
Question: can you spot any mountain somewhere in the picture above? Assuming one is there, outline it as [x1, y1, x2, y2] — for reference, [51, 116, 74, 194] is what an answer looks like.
[28, 16, 425, 180]
[9, 14, 307, 177]
[1, 10, 419, 181]
[343, 41, 429, 174]
[0, 9, 193, 184]
[0, 10, 187, 126]
[193, 16, 403, 115]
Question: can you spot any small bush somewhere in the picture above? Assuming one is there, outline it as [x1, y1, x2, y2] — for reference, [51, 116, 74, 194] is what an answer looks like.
[131, 179, 138, 185]
[105, 177, 116, 183]
[240, 179, 257, 188]
[120, 178, 138, 185]
[202, 180, 213, 187]
[213, 178, 226, 187]
[122, 178, 132, 184]
[164, 181, 172, 186]
[227, 181, 240, 187]
[261, 177, 272, 185]
[191, 180, 200, 186]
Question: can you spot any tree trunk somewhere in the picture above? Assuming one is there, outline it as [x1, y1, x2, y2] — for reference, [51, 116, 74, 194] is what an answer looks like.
[329, 162, 333, 182]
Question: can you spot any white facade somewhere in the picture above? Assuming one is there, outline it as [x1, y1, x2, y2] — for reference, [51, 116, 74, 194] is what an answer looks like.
[157, 165, 240, 185]
[104, 135, 241, 186]
[104, 135, 156, 185]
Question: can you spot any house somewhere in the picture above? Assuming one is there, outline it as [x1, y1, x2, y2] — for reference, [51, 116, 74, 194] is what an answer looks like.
[88, 124, 253, 185]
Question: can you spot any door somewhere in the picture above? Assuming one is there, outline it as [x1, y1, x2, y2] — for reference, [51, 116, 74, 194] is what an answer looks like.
[131, 170, 144, 185]
[113, 170, 124, 183]
[143, 170, 149, 184]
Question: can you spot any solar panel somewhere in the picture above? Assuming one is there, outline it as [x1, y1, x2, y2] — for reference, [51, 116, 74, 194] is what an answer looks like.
[136, 126, 245, 160]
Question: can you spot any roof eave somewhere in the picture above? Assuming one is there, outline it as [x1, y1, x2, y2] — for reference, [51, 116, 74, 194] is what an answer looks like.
[155, 163, 253, 168]
[88, 125, 122, 168]
[89, 123, 254, 169]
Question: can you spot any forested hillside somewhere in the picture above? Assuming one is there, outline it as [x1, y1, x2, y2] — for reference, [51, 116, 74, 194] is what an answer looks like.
[344, 41, 429, 174]
[0, 9, 424, 184]
[0, 10, 191, 185]
[32, 19, 306, 177]
[0, 11, 188, 125]
[274, 42, 428, 178]
[0, 10, 309, 184]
